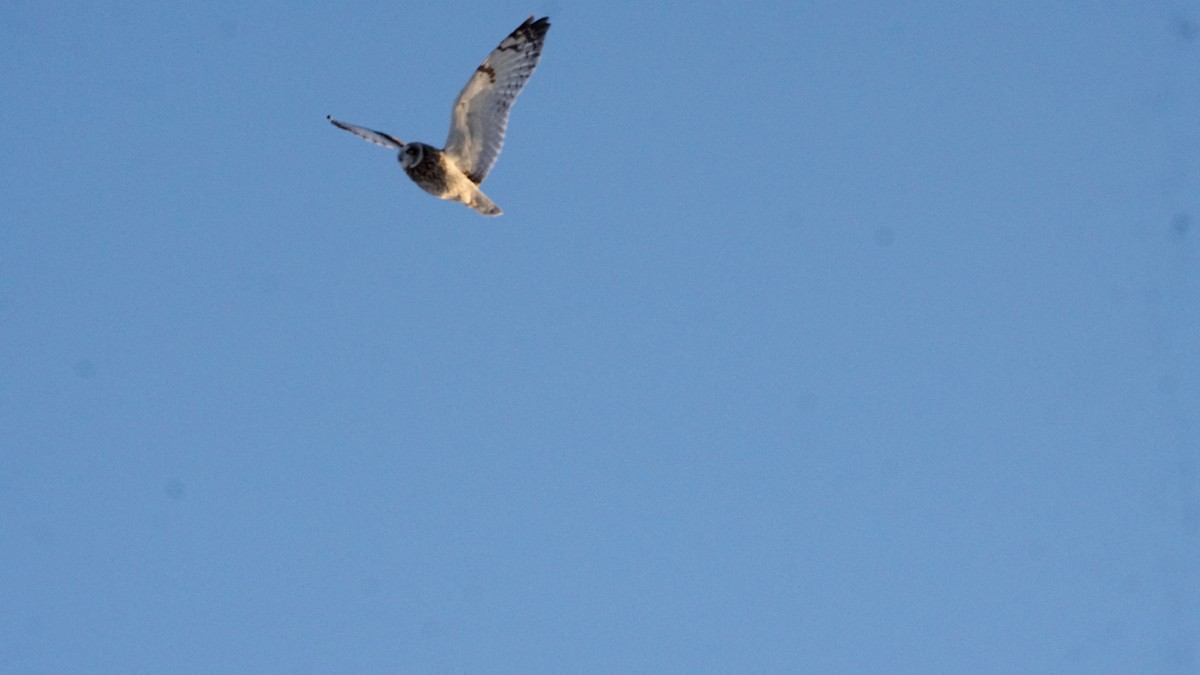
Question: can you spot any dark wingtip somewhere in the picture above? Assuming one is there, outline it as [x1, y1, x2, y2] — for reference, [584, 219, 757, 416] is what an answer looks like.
[525, 16, 550, 37]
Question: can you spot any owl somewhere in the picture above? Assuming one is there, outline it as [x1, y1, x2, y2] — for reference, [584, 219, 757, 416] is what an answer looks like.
[328, 16, 550, 216]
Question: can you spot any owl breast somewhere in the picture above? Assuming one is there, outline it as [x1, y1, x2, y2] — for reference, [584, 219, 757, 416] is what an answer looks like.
[403, 144, 452, 197]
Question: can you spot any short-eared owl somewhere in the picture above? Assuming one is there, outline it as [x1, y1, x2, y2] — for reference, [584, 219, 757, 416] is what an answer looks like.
[328, 16, 550, 217]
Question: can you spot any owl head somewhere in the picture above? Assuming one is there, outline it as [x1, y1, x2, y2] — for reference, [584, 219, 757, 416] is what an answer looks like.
[399, 144, 424, 170]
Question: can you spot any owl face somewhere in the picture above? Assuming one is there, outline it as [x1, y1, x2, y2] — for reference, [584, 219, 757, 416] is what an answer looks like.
[399, 144, 424, 170]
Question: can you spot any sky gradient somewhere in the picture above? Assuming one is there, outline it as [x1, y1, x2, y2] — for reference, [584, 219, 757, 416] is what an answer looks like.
[2, 1, 1198, 672]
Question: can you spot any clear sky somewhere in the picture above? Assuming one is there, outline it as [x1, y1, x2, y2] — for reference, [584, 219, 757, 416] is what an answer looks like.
[2, 1, 1198, 672]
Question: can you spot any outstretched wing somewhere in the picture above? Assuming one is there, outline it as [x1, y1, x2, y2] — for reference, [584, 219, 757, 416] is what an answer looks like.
[327, 115, 405, 149]
[443, 16, 549, 184]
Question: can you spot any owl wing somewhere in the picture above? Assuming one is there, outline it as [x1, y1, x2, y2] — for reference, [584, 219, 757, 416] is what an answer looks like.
[443, 16, 550, 184]
[327, 115, 405, 149]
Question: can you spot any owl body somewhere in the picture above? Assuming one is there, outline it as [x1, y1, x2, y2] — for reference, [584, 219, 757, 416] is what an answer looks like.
[400, 143, 500, 216]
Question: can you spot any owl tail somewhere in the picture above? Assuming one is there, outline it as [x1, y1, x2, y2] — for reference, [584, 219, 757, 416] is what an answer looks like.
[467, 189, 503, 217]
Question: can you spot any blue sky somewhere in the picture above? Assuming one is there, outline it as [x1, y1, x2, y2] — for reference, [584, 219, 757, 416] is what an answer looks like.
[2, 1, 1198, 672]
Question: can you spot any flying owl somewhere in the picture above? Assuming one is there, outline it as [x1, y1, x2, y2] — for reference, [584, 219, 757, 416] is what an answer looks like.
[328, 16, 550, 216]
